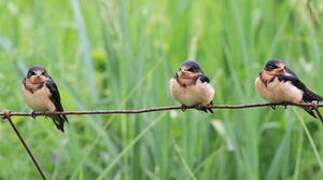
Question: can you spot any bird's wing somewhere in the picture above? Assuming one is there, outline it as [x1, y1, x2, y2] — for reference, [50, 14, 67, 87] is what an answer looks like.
[278, 73, 322, 119]
[46, 79, 64, 111]
[278, 74, 323, 102]
[45, 78, 68, 132]
[197, 74, 210, 83]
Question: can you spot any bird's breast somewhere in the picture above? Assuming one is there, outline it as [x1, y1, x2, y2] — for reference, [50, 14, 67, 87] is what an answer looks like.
[22, 85, 55, 111]
[169, 78, 214, 106]
[255, 77, 303, 103]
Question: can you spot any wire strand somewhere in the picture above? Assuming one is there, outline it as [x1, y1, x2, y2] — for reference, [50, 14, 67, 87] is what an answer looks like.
[0, 102, 322, 117]
[1, 102, 322, 179]
[3, 116, 47, 180]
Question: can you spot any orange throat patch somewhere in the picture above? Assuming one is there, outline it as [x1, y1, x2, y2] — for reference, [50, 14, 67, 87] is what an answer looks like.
[259, 71, 276, 86]
[24, 79, 45, 93]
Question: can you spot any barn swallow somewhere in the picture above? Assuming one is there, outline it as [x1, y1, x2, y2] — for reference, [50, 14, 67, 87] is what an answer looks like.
[255, 59, 323, 120]
[169, 60, 215, 113]
[22, 66, 68, 132]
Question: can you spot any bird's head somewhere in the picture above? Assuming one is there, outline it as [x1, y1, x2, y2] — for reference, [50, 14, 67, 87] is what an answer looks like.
[26, 66, 49, 84]
[263, 60, 288, 76]
[176, 60, 203, 80]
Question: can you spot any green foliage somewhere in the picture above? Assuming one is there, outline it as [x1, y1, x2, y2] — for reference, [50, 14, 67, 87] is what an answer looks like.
[0, 0, 323, 179]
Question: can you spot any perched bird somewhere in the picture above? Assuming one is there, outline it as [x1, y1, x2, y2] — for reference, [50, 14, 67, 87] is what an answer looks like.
[22, 66, 68, 132]
[169, 60, 215, 113]
[255, 59, 323, 120]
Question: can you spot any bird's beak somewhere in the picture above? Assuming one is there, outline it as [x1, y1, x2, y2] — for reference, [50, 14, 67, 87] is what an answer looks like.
[32, 74, 43, 83]
[177, 69, 182, 75]
[282, 66, 288, 74]
[179, 68, 187, 75]
[277, 67, 287, 74]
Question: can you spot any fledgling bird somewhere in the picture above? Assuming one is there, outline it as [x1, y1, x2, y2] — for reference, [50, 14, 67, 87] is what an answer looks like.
[22, 66, 68, 132]
[255, 59, 323, 120]
[169, 60, 215, 113]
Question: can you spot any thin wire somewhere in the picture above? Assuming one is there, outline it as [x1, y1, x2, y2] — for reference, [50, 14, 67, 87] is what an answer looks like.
[3, 115, 47, 180]
[0, 102, 321, 117]
[1, 102, 322, 179]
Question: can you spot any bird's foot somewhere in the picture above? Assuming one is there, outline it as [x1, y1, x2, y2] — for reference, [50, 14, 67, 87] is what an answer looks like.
[181, 104, 188, 112]
[207, 101, 214, 113]
[31, 111, 37, 119]
[309, 101, 319, 110]
[43, 110, 51, 118]
[270, 105, 276, 110]
[282, 102, 288, 109]
[3, 111, 11, 120]
[194, 104, 213, 113]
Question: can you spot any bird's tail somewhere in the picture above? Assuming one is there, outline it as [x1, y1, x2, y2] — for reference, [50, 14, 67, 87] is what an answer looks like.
[303, 108, 323, 123]
[304, 88, 323, 101]
[50, 114, 68, 132]
[303, 108, 317, 118]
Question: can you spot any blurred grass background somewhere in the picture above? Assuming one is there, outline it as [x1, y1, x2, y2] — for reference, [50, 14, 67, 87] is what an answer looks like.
[0, 0, 323, 179]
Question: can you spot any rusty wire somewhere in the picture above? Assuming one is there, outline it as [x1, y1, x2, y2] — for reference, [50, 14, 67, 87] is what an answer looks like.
[1, 102, 323, 179]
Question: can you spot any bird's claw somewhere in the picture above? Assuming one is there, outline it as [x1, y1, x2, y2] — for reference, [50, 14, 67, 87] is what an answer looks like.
[43, 111, 50, 118]
[194, 104, 213, 113]
[309, 101, 319, 110]
[31, 111, 37, 119]
[181, 104, 188, 112]
[270, 105, 276, 110]
[271, 102, 288, 110]
[3, 111, 11, 120]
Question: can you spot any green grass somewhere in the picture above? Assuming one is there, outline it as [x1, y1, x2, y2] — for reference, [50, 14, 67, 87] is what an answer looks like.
[0, 0, 323, 179]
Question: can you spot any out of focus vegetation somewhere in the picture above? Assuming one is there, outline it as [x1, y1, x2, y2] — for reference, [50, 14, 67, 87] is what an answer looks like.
[0, 0, 323, 179]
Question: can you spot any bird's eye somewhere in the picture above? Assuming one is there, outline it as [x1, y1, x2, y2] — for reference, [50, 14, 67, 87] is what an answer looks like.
[267, 65, 278, 70]
[30, 71, 36, 76]
[41, 72, 46, 76]
[187, 67, 194, 72]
